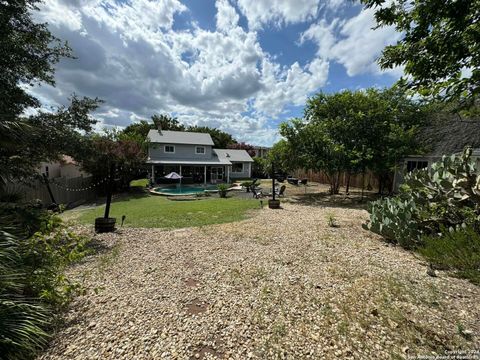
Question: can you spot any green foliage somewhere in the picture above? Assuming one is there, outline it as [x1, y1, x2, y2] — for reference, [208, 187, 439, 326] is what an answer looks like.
[267, 139, 297, 175]
[419, 227, 480, 285]
[326, 213, 338, 228]
[217, 183, 229, 198]
[152, 114, 185, 131]
[0, 0, 72, 119]
[363, 197, 420, 248]
[401, 147, 480, 233]
[365, 148, 480, 250]
[280, 88, 424, 194]
[0, 206, 90, 358]
[362, 0, 479, 110]
[81, 132, 146, 192]
[0, 1, 103, 185]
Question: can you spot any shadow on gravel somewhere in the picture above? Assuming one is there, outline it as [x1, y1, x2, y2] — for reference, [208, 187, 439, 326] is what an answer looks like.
[286, 190, 381, 210]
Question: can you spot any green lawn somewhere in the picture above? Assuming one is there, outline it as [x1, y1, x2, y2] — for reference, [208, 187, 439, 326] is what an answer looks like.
[67, 194, 260, 229]
[130, 178, 149, 187]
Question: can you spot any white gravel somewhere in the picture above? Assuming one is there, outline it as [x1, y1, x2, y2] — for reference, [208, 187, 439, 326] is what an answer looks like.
[39, 202, 480, 359]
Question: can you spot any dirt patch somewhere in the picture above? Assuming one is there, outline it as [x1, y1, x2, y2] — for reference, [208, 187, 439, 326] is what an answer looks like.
[186, 299, 208, 315]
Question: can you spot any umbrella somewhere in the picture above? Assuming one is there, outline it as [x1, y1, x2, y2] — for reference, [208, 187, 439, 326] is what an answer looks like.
[164, 172, 183, 187]
[164, 172, 182, 179]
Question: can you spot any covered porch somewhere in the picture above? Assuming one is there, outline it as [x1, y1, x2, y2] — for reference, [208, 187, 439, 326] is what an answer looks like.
[148, 162, 231, 185]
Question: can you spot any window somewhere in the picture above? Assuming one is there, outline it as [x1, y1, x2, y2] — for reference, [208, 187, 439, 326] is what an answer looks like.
[164, 145, 175, 153]
[232, 163, 243, 173]
[196, 146, 205, 154]
[406, 160, 428, 172]
[45, 166, 49, 178]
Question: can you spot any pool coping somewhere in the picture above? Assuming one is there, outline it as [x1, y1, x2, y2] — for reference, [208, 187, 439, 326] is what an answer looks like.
[149, 186, 225, 196]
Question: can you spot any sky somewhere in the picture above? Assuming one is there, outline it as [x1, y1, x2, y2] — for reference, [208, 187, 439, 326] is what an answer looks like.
[32, 0, 403, 146]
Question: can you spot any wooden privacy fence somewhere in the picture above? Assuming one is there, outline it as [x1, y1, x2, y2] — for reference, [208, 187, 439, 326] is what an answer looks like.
[4, 176, 96, 207]
[293, 169, 379, 191]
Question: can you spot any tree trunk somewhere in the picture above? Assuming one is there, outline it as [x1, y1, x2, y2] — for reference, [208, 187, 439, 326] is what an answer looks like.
[345, 172, 351, 194]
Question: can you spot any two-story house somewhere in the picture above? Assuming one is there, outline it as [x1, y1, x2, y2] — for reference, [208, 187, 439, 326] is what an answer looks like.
[146, 129, 254, 184]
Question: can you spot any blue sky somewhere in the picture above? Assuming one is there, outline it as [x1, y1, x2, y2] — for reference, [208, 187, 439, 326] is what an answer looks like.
[33, 0, 402, 145]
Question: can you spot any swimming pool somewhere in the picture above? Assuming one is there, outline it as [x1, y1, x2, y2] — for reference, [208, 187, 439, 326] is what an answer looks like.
[151, 185, 218, 195]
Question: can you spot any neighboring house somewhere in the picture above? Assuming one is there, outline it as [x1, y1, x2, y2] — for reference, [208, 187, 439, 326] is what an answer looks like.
[393, 117, 480, 191]
[39, 155, 89, 179]
[146, 129, 254, 184]
[251, 146, 271, 158]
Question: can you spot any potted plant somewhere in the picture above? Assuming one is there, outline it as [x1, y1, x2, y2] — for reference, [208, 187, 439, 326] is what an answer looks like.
[217, 183, 229, 198]
[95, 163, 116, 233]
[268, 162, 281, 209]
[240, 181, 253, 192]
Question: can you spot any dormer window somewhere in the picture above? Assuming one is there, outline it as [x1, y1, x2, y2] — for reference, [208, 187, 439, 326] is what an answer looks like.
[164, 145, 175, 153]
[196, 146, 205, 154]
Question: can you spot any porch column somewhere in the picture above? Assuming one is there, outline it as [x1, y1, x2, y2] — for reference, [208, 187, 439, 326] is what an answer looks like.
[204, 166, 207, 185]
[151, 165, 155, 185]
[226, 165, 230, 183]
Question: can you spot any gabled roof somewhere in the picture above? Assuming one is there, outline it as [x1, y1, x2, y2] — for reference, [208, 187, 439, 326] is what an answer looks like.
[147, 130, 214, 146]
[214, 149, 254, 162]
[419, 113, 480, 156]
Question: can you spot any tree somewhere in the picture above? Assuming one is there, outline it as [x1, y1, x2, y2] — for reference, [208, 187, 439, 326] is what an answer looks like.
[0, 95, 102, 185]
[151, 114, 185, 131]
[81, 131, 146, 192]
[280, 88, 425, 194]
[0, 1, 103, 186]
[122, 120, 154, 139]
[266, 139, 297, 175]
[227, 142, 256, 157]
[0, 0, 72, 119]
[362, 0, 479, 109]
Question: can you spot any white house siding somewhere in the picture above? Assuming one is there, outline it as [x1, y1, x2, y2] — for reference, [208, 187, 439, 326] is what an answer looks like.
[229, 162, 251, 179]
[149, 144, 214, 161]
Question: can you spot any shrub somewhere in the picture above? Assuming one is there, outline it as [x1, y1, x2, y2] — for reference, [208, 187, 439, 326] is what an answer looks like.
[364, 147, 480, 248]
[418, 227, 480, 285]
[217, 184, 229, 198]
[363, 197, 421, 248]
[0, 206, 90, 358]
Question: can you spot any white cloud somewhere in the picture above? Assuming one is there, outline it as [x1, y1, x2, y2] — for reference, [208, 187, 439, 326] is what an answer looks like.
[31, 0, 330, 146]
[236, 0, 320, 29]
[216, 0, 240, 32]
[301, 7, 402, 76]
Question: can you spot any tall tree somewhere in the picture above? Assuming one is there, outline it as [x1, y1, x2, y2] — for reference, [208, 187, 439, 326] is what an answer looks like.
[0, 1, 103, 185]
[362, 0, 479, 110]
[281, 88, 425, 194]
[151, 114, 185, 131]
[0, 0, 72, 119]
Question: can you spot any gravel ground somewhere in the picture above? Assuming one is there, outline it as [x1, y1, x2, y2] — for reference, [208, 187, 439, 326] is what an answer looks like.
[40, 202, 480, 359]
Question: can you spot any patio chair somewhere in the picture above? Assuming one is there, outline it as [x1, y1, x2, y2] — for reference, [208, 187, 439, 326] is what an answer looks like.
[287, 178, 299, 186]
[252, 188, 264, 199]
[276, 185, 286, 197]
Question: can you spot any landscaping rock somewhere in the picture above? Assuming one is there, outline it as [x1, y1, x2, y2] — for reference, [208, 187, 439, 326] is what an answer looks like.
[40, 203, 480, 359]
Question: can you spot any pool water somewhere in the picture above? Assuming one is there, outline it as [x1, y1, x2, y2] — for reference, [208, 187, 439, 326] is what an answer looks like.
[153, 185, 217, 195]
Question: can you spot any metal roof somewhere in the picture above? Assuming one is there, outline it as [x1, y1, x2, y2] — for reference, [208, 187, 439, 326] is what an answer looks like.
[213, 149, 254, 162]
[147, 130, 215, 146]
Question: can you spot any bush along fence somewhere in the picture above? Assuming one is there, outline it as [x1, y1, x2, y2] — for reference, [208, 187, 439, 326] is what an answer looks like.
[363, 148, 480, 285]
[3, 176, 97, 208]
